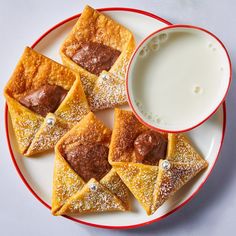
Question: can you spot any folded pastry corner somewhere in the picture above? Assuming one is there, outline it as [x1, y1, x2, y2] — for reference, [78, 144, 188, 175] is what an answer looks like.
[114, 162, 158, 215]
[150, 158, 207, 214]
[109, 108, 208, 215]
[51, 147, 85, 215]
[4, 47, 90, 156]
[52, 112, 130, 215]
[60, 5, 135, 111]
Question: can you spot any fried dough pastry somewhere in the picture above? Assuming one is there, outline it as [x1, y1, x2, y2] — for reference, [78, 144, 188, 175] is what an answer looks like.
[109, 109, 208, 215]
[52, 112, 129, 215]
[60, 5, 135, 111]
[4, 47, 90, 156]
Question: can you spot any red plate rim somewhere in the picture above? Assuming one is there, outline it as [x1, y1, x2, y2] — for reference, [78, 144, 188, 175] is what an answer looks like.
[126, 24, 232, 133]
[4, 7, 227, 229]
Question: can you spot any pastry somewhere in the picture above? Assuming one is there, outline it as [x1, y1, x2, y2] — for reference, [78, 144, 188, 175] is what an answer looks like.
[4, 47, 90, 156]
[109, 109, 208, 215]
[60, 5, 135, 111]
[52, 112, 130, 215]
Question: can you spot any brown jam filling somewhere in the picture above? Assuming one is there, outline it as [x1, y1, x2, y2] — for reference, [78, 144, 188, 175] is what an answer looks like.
[63, 143, 111, 182]
[19, 84, 68, 117]
[71, 42, 121, 76]
[134, 131, 167, 165]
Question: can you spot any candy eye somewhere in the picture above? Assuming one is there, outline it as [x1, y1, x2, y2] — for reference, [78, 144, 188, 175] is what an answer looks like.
[46, 117, 56, 127]
[89, 183, 97, 191]
[161, 160, 171, 170]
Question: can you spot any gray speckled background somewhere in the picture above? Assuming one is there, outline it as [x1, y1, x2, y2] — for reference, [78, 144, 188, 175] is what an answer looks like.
[0, 1, 235, 235]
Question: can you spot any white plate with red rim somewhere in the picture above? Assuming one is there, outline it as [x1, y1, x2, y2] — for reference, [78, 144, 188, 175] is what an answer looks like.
[5, 7, 226, 229]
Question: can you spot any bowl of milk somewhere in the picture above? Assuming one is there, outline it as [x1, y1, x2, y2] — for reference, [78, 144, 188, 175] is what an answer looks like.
[126, 25, 231, 132]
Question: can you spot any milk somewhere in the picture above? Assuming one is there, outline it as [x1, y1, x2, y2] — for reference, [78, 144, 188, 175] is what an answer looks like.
[128, 27, 230, 131]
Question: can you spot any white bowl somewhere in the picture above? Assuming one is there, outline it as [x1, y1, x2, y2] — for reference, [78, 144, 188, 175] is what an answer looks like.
[126, 25, 231, 132]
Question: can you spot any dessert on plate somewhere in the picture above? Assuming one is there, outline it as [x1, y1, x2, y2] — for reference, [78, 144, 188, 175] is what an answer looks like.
[60, 5, 135, 111]
[109, 109, 208, 215]
[52, 112, 129, 215]
[3, 4, 211, 220]
[4, 47, 90, 156]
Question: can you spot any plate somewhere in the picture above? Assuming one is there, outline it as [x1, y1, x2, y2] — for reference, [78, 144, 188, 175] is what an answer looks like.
[5, 8, 226, 229]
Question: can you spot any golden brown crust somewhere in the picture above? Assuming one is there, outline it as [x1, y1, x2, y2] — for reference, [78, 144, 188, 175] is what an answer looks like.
[57, 179, 126, 215]
[55, 77, 91, 124]
[114, 162, 158, 215]
[100, 168, 130, 210]
[109, 109, 168, 164]
[109, 109, 149, 163]
[25, 113, 72, 156]
[56, 112, 112, 152]
[151, 159, 208, 214]
[5, 94, 44, 154]
[51, 149, 85, 215]
[4, 47, 90, 156]
[5, 47, 76, 99]
[109, 109, 208, 215]
[60, 5, 136, 111]
[52, 112, 130, 215]
[167, 133, 206, 163]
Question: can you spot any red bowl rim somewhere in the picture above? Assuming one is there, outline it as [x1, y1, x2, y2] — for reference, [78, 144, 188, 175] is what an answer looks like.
[126, 24, 232, 133]
[4, 7, 227, 229]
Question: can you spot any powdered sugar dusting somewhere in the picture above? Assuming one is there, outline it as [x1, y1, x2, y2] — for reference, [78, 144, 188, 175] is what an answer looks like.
[100, 170, 129, 209]
[54, 157, 84, 207]
[60, 179, 125, 214]
[151, 160, 207, 214]
[55, 100, 90, 124]
[26, 114, 71, 155]
[88, 72, 127, 111]
[167, 134, 206, 164]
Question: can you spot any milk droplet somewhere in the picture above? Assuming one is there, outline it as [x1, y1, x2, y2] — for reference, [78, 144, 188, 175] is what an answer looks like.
[193, 86, 202, 94]
[139, 46, 149, 57]
[152, 36, 159, 42]
[144, 46, 150, 53]
[139, 48, 146, 57]
[208, 43, 213, 48]
[135, 100, 143, 108]
[159, 33, 168, 42]
[147, 113, 152, 120]
[150, 42, 159, 51]
[154, 116, 161, 123]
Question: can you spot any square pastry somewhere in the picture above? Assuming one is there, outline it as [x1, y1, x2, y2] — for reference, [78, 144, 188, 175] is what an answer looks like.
[60, 5, 135, 111]
[52, 112, 130, 215]
[109, 109, 208, 215]
[4, 47, 90, 156]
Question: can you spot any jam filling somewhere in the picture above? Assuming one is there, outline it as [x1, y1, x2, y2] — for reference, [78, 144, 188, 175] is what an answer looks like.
[71, 42, 121, 76]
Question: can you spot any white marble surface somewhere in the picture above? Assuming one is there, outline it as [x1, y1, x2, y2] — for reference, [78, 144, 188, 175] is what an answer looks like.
[0, 0, 235, 235]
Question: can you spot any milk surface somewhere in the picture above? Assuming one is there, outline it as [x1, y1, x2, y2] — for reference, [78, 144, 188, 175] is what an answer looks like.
[129, 27, 230, 131]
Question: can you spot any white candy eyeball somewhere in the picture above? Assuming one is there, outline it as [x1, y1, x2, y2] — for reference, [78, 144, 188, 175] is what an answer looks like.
[101, 74, 108, 81]
[46, 117, 55, 127]
[89, 183, 97, 191]
[161, 160, 171, 170]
